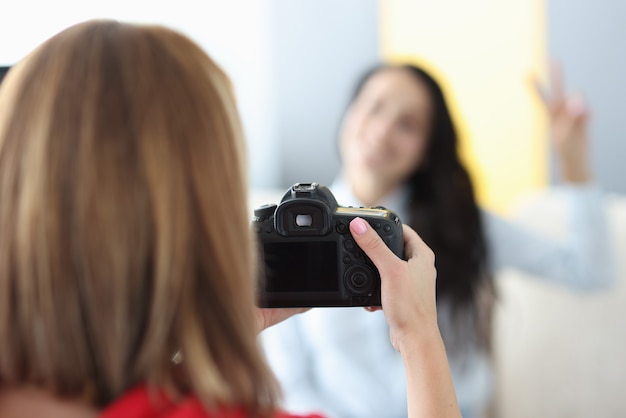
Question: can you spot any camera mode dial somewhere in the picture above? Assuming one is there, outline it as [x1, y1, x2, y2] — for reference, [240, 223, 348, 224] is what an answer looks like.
[254, 204, 277, 221]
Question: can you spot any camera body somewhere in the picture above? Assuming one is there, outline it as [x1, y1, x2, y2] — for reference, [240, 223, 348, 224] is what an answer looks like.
[252, 182, 403, 308]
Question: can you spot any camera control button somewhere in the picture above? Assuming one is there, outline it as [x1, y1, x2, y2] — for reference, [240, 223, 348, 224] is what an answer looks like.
[353, 249, 363, 259]
[344, 265, 376, 295]
[253, 204, 277, 221]
[263, 226, 273, 233]
[343, 256, 351, 264]
[383, 224, 392, 233]
[344, 239, 355, 251]
[335, 221, 348, 234]
[372, 221, 381, 229]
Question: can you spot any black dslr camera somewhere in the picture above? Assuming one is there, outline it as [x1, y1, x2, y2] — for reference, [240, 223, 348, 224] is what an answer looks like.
[252, 183, 403, 308]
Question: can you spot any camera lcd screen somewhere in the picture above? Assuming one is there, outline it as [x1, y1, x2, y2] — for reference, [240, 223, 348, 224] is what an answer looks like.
[263, 242, 338, 292]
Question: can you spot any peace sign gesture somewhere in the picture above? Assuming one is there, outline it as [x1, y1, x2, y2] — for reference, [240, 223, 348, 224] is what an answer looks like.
[534, 61, 592, 183]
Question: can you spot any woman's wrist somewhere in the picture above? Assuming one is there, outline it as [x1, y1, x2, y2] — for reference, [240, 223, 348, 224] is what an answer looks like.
[561, 163, 592, 184]
[393, 323, 444, 357]
[563, 171, 592, 184]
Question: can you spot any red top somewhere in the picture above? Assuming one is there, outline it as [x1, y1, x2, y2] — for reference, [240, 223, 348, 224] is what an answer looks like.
[99, 386, 325, 418]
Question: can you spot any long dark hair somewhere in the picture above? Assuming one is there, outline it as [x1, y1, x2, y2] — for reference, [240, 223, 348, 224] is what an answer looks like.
[347, 63, 495, 349]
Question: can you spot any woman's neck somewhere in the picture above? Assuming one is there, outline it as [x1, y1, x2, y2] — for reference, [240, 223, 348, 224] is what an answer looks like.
[0, 387, 98, 418]
[347, 173, 397, 207]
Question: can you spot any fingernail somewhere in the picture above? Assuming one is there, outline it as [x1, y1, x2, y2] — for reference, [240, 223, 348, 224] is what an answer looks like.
[567, 96, 586, 115]
[350, 217, 368, 236]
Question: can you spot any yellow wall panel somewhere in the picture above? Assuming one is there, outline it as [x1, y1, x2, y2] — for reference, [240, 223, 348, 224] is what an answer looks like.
[379, 0, 548, 214]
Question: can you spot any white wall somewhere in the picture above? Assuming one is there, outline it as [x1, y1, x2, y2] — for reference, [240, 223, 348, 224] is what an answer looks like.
[0, 0, 380, 192]
[547, 0, 626, 194]
[3, 1, 624, 194]
[0, 0, 281, 187]
[266, 0, 380, 190]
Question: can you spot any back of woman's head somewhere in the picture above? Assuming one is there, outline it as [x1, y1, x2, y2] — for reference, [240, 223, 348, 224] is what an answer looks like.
[0, 19, 277, 413]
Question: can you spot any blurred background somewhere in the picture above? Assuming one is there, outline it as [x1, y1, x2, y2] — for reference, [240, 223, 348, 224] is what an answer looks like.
[1, 1, 625, 417]
[2, 0, 624, 214]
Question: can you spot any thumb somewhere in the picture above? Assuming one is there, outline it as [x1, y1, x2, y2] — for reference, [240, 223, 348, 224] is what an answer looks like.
[349, 217, 400, 276]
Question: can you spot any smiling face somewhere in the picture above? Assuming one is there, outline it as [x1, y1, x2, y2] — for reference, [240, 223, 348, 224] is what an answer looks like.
[339, 68, 434, 205]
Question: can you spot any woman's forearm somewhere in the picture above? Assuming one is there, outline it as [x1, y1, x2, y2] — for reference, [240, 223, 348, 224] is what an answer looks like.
[398, 326, 461, 418]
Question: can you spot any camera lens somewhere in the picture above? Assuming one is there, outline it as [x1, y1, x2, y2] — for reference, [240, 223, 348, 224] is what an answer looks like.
[344, 265, 376, 295]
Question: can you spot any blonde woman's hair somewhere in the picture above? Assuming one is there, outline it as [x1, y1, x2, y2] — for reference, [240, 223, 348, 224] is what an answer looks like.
[0, 19, 279, 415]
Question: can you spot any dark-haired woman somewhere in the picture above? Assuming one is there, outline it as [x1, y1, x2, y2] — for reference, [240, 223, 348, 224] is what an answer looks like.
[261, 63, 615, 418]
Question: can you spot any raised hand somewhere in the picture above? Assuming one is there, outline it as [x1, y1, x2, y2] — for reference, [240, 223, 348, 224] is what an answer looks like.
[533, 61, 592, 183]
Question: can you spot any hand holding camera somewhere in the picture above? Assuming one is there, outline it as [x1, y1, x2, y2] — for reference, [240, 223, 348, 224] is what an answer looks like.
[253, 182, 404, 308]
[254, 184, 457, 416]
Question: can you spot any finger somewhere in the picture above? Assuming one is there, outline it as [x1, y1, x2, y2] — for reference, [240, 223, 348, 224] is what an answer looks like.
[566, 94, 589, 118]
[550, 60, 565, 103]
[349, 217, 399, 275]
[530, 74, 550, 108]
[257, 307, 310, 332]
[401, 224, 428, 260]
[402, 224, 435, 270]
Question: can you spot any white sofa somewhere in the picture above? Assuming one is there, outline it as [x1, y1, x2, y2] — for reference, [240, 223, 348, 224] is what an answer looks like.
[491, 190, 626, 418]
